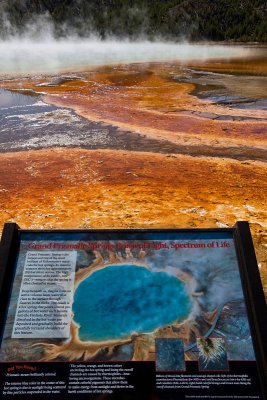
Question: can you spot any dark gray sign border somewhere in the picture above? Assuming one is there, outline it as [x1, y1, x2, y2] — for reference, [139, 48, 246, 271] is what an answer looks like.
[0, 221, 266, 398]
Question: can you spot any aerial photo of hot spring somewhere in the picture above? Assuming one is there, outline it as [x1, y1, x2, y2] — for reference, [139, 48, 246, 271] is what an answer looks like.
[0, 232, 258, 363]
[0, 0, 266, 303]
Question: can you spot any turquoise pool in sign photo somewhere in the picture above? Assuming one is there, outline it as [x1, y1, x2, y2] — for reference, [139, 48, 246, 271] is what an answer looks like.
[72, 264, 192, 342]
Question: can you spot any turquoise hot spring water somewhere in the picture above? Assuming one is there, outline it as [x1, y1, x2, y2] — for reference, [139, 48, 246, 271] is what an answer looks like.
[72, 264, 192, 342]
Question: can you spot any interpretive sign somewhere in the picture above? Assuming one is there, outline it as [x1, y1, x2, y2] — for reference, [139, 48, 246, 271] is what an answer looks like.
[0, 222, 266, 399]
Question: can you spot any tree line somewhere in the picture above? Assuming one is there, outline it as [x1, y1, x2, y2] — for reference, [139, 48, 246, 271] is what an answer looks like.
[0, 0, 266, 41]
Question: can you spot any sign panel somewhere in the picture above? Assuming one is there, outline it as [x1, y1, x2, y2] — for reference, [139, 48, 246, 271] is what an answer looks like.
[0, 223, 266, 399]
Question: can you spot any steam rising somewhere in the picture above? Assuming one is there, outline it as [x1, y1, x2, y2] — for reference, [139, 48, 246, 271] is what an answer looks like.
[0, 39, 255, 76]
[150, 245, 243, 311]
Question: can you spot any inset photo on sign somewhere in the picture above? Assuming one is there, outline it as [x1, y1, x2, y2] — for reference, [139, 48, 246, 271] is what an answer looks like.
[197, 337, 229, 371]
[156, 338, 185, 371]
[0, 230, 257, 364]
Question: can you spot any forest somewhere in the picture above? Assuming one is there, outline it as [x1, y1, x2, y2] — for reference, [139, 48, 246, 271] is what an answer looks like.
[0, 0, 266, 41]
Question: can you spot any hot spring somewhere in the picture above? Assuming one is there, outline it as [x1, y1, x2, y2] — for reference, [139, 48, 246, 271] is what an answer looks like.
[0, 40, 259, 75]
[72, 264, 192, 342]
